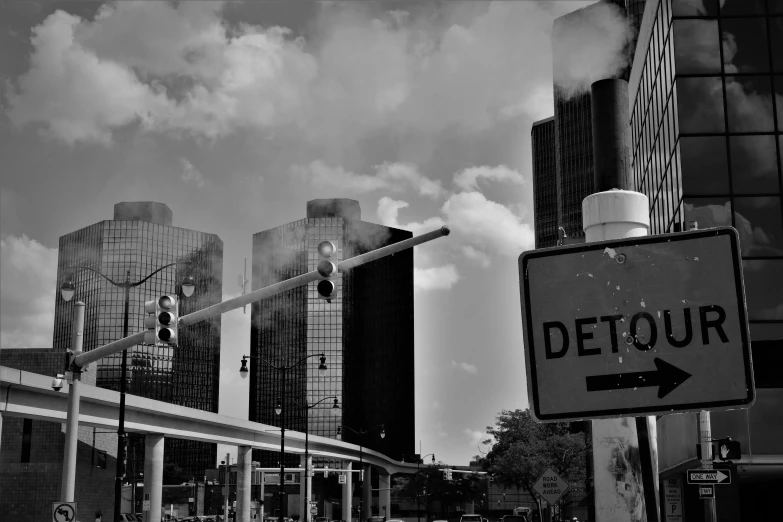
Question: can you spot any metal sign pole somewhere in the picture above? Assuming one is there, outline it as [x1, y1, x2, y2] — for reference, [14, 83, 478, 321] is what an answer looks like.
[699, 411, 717, 522]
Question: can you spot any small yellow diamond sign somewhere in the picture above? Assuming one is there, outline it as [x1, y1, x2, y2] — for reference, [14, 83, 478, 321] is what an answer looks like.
[532, 467, 569, 505]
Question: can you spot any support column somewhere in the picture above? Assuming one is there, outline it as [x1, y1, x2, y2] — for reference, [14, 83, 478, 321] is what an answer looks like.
[342, 462, 353, 522]
[378, 471, 391, 520]
[61, 301, 85, 503]
[362, 464, 372, 521]
[238, 446, 252, 522]
[306, 456, 313, 521]
[143, 434, 164, 522]
[299, 455, 307, 522]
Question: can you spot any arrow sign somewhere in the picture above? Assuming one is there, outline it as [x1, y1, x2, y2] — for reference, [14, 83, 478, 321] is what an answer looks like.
[687, 469, 731, 485]
[585, 358, 692, 398]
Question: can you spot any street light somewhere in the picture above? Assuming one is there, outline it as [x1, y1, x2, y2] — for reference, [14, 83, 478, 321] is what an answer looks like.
[239, 353, 328, 522]
[60, 260, 195, 522]
[291, 396, 339, 522]
[416, 453, 436, 522]
[337, 424, 385, 521]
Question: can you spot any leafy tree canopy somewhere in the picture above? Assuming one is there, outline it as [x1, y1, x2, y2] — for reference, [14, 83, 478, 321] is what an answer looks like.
[476, 409, 588, 497]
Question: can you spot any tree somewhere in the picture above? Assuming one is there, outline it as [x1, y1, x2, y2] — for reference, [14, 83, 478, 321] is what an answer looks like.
[476, 409, 588, 518]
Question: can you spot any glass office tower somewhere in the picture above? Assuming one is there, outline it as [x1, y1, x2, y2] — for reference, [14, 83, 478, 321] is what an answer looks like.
[628, 0, 783, 517]
[532, 117, 558, 248]
[249, 199, 414, 468]
[547, 1, 646, 243]
[53, 202, 223, 478]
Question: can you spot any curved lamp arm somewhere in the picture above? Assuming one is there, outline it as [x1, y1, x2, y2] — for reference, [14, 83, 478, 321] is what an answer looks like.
[131, 261, 192, 287]
[239, 353, 327, 380]
[63, 265, 125, 288]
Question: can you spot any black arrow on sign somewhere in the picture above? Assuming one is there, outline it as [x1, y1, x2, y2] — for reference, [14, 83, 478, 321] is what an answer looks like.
[585, 358, 692, 398]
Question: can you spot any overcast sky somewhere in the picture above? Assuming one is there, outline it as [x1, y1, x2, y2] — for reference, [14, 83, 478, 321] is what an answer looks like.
[0, 0, 635, 465]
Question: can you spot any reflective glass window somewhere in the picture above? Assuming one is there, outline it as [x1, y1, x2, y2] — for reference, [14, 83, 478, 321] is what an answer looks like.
[775, 76, 783, 131]
[725, 76, 775, 132]
[742, 260, 783, 320]
[771, 17, 783, 72]
[676, 77, 725, 133]
[722, 18, 769, 73]
[730, 136, 780, 194]
[772, 1, 783, 14]
[734, 197, 783, 255]
[680, 137, 729, 194]
[749, 322, 783, 341]
[720, 0, 765, 14]
[672, 0, 719, 16]
[683, 197, 732, 229]
[673, 20, 721, 74]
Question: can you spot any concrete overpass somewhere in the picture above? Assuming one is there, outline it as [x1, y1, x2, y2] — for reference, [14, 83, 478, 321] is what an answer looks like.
[1, 366, 419, 520]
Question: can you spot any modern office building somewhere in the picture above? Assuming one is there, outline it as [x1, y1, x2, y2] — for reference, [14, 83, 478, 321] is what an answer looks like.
[532, 117, 558, 248]
[539, 1, 646, 244]
[628, 0, 783, 518]
[53, 201, 223, 479]
[249, 199, 414, 471]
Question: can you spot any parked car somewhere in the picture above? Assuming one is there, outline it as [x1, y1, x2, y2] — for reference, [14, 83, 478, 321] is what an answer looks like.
[460, 516, 482, 522]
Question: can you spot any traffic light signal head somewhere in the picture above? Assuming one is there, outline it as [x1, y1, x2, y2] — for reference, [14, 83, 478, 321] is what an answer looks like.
[144, 295, 178, 345]
[717, 438, 741, 461]
[316, 240, 338, 301]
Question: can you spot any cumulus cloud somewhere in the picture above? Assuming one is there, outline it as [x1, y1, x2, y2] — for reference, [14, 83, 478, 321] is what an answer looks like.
[294, 161, 445, 199]
[463, 428, 489, 447]
[4, 0, 575, 146]
[415, 265, 459, 292]
[450, 359, 478, 374]
[0, 235, 58, 348]
[552, 1, 635, 99]
[453, 165, 524, 192]
[443, 191, 534, 257]
[179, 158, 206, 188]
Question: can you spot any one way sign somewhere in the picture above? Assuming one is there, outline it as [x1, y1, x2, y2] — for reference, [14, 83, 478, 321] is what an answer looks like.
[687, 469, 731, 485]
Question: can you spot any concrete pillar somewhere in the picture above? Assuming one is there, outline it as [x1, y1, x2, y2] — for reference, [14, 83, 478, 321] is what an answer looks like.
[342, 462, 353, 522]
[238, 446, 252, 522]
[378, 471, 391, 520]
[143, 434, 164, 522]
[362, 464, 372, 521]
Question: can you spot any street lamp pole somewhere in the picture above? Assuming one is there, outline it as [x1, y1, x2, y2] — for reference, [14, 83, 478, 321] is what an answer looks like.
[292, 396, 339, 522]
[338, 424, 385, 522]
[240, 353, 328, 522]
[60, 262, 195, 522]
[416, 454, 435, 522]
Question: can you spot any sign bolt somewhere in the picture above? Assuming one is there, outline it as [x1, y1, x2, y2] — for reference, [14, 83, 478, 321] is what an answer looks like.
[616, 253, 627, 264]
[624, 335, 634, 345]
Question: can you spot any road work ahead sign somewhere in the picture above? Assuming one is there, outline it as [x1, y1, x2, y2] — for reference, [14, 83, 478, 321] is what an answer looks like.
[518, 227, 754, 422]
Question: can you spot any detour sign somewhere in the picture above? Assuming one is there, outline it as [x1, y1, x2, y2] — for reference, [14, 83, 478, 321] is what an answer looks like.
[518, 227, 754, 422]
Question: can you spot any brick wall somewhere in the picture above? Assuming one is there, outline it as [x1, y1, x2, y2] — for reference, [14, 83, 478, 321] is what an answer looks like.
[1, 349, 117, 521]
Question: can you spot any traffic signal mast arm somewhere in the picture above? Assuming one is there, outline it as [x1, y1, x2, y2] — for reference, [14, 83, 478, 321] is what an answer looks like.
[73, 225, 450, 369]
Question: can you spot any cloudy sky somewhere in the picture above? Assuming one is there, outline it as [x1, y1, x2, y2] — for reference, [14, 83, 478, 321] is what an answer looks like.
[0, 0, 633, 465]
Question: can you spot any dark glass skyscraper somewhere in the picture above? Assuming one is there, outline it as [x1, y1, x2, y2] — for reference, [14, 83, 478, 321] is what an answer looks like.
[249, 199, 414, 466]
[53, 202, 223, 478]
[541, 1, 646, 243]
[629, 0, 783, 516]
[531, 117, 558, 248]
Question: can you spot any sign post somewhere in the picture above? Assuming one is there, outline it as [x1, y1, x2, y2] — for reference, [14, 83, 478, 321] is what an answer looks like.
[518, 227, 754, 421]
[532, 467, 569, 522]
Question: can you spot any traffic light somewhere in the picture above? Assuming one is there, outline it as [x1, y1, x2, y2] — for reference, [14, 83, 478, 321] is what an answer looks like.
[144, 295, 179, 346]
[316, 240, 338, 302]
[716, 438, 741, 461]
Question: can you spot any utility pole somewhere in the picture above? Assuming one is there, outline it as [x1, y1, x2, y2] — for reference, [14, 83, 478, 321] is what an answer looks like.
[225, 453, 231, 522]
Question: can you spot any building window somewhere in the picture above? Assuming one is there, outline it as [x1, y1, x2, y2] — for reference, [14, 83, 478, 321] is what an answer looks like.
[96, 450, 107, 469]
[21, 418, 32, 463]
